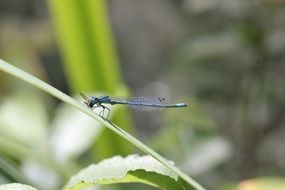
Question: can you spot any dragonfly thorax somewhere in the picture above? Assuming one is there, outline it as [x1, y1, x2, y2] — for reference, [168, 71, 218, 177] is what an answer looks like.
[85, 96, 111, 108]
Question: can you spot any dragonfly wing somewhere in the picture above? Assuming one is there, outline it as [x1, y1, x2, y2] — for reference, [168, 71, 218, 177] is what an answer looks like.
[128, 97, 169, 111]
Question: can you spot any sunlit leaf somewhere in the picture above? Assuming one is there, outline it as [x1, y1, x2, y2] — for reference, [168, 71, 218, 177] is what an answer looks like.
[64, 155, 187, 190]
[0, 183, 37, 190]
[49, 98, 103, 163]
[47, 0, 133, 160]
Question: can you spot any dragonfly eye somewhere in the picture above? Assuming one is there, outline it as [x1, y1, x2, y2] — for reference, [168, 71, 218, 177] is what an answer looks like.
[87, 99, 95, 108]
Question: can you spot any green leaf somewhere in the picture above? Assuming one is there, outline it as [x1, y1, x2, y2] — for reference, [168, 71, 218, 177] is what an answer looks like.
[0, 59, 205, 190]
[47, 0, 123, 92]
[0, 183, 37, 190]
[47, 0, 134, 159]
[64, 155, 186, 190]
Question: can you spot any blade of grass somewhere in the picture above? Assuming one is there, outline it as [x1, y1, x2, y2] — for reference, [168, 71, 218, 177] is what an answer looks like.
[47, 0, 133, 159]
[0, 156, 28, 184]
[47, 0, 122, 92]
[0, 59, 205, 190]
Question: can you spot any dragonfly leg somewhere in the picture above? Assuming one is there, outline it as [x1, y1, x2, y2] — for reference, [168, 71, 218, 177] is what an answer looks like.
[90, 104, 104, 117]
[89, 104, 106, 118]
[99, 107, 104, 117]
[100, 105, 110, 119]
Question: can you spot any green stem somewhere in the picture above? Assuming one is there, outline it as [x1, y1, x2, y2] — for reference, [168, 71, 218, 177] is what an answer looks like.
[0, 59, 205, 190]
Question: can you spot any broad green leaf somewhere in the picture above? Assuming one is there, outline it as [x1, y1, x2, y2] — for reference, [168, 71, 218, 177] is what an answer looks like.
[64, 155, 187, 190]
[0, 183, 37, 190]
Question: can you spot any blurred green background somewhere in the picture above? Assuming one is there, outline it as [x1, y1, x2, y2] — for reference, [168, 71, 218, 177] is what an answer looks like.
[0, 0, 285, 190]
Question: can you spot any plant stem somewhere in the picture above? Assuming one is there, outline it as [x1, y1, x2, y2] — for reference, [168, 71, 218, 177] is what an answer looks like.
[0, 59, 205, 190]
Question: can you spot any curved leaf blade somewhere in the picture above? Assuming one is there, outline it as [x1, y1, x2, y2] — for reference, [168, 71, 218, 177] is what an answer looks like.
[64, 155, 187, 190]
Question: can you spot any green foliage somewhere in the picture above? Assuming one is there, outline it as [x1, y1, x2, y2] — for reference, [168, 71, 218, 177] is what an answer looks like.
[47, 0, 133, 159]
[47, 0, 122, 92]
[0, 59, 205, 190]
[64, 155, 187, 190]
[240, 21, 264, 49]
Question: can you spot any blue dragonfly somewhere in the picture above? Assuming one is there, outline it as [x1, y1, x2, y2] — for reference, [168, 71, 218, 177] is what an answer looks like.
[80, 92, 187, 118]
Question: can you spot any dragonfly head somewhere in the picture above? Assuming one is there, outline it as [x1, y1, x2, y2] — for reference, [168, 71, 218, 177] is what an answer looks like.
[87, 96, 100, 108]
[80, 92, 99, 108]
[83, 96, 100, 108]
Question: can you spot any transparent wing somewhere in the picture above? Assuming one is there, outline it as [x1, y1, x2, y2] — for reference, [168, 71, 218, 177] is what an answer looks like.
[126, 96, 169, 111]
